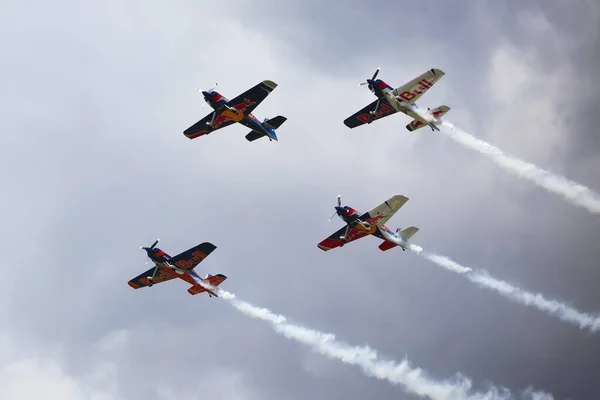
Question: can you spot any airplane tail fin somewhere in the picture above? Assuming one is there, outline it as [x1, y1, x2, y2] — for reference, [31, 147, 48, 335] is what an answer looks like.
[406, 105, 450, 132]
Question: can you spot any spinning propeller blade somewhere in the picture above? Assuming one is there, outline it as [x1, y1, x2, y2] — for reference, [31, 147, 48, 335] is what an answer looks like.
[198, 83, 218, 94]
[198, 83, 218, 109]
[372, 67, 380, 80]
[359, 68, 380, 86]
[141, 239, 160, 250]
[329, 195, 342, 221]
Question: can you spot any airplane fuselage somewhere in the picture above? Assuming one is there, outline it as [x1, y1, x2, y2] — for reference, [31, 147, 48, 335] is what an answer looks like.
[335, 205, 408, 250]
[204, 90, 278, 141]
[378, 225, 409, 250]
[373, 81, 440, 131]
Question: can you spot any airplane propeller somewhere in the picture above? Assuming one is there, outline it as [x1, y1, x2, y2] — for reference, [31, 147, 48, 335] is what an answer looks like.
[329, 195, 342, 221]
[140, 238, 159, 250]
[359, 68, 380, 88]
[198, 83, 218, 109]
[141, 239, 159, 263]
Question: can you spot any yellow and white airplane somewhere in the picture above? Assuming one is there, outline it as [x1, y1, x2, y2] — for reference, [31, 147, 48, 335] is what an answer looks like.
[344, 68, 449, 132]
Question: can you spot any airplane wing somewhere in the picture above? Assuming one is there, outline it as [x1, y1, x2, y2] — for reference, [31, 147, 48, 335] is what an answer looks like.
[224, 80, 278, 116]
[128, 266, 176, 289]
[183, 110, 237, 139]
[317, 225, 370, 251]
[343, 99, 398, 129]
[391, 68, 445, 103]
[363, 195, 409, 227]
[169, 242, 217, 271]
[187, 274, 228, 295]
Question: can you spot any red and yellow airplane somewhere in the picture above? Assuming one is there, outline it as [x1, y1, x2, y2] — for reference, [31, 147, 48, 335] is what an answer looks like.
[318, 195, 419, 252]
[128, 239, 227, 297]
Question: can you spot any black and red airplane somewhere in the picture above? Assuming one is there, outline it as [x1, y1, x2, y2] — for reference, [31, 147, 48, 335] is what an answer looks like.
[183, 80, 287, 142]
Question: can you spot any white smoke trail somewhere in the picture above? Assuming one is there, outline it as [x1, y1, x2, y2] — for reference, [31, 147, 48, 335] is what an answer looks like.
[412, 106, 600, 214]
[193, 277, 552, 400]
[408, 244, 600, 332]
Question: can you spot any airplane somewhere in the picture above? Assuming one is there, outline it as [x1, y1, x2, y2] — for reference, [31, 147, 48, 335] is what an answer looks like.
[127, 239, 227, 297]
[343, 68, 450, 132]
[183, 80, 287, 142]
[317, 195, 419, 252]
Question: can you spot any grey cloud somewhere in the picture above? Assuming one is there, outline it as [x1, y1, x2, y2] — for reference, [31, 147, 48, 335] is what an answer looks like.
[2, 0, 600, 399]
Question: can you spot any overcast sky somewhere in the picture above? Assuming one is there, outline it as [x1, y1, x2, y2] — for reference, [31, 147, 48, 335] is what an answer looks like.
[1, 0, 599, 399]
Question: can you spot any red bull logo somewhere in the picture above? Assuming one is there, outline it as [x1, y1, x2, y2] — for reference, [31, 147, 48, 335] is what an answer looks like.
[174, 250, 207, 270]
[139, 268, 171, 286]
[361, 214, 385, 234]
[345, 214, 385, 240]
[356, 103, 394, 124]
[213, 98, 257, 128]
[398, 79, 434, 102]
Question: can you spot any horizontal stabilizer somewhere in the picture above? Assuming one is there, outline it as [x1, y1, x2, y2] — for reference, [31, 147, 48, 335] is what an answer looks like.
[398, 226, 419, 240]
[406, 105, 451, 132]
[263, 115, 287, 130]
[187, 273, 228, 296]
[188, 285, 207, 295]
[378, 240, 398, 251]
[245, 130, 265, 142]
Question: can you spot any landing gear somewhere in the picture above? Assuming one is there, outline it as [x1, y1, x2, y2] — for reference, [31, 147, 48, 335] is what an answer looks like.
[147, 265, 159, 287]
[206, 113, 216, 127]
[340, 225, 351, 243]
[369, 100, 381, 119]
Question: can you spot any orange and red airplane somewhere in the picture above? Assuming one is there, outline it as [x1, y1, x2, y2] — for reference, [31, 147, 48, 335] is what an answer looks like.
[128, 239, 227, 297]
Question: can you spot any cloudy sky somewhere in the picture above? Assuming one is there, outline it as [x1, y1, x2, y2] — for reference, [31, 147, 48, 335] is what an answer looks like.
[1, 0, 599, 398]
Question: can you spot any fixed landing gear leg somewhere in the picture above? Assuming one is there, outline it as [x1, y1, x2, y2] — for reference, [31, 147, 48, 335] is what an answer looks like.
[147, 265, 159, 287]
[369, 100, 380, 119]
[206, 112, 217, 127]
[340, 225, 350, 242]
